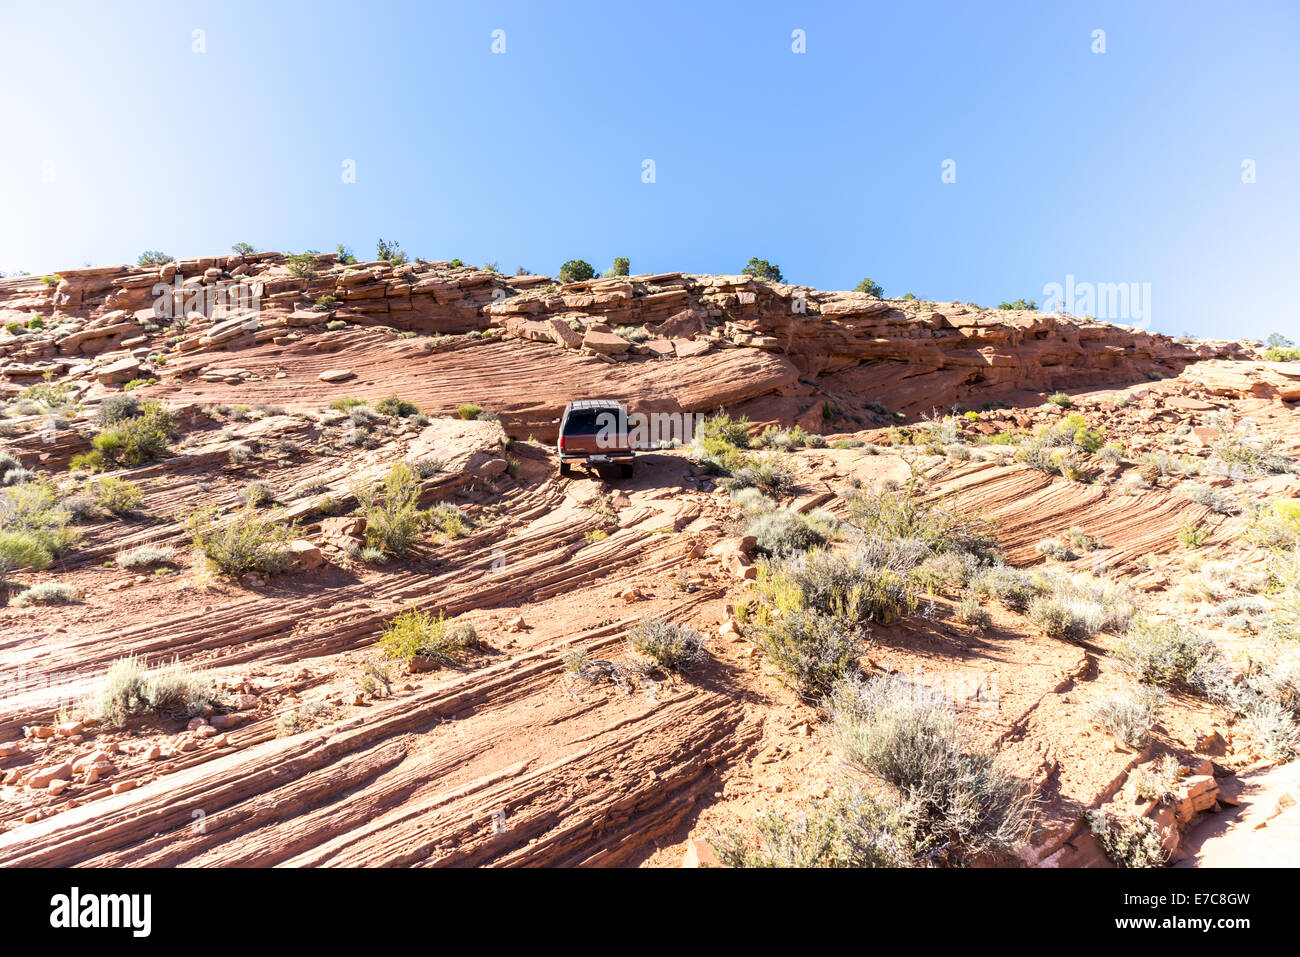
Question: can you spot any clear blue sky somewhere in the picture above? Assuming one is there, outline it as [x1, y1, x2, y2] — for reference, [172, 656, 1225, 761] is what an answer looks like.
[1, 0, 1296, 339]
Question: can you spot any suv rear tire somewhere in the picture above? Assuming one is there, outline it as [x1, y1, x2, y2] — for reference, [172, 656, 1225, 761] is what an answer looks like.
[559, 463, 572, 478]
[620, 463, 634, 479]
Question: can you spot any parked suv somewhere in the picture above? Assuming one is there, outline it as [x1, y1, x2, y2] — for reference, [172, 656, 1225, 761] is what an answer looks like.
[556, 399, 635, 478]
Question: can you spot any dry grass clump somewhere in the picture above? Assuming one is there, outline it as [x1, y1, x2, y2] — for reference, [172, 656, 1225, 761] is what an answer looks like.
[826, 674, 1034, 861]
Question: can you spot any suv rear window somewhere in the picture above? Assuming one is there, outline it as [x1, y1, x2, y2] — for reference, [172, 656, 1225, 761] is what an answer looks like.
[564, 408, 620, 435]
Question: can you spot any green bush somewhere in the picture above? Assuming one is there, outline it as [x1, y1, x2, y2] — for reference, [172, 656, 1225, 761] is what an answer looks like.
[742, 258, 783, 282]
[611, 257, 630, 277]
[91, 399, 172, 468]
[754, 608, 862, 699]
[726, 453, 796, 497]
[376, 238, 406, 265]
[998, 299, 1037, 311]
[1047, 392, 1073, 408]
[185, 506, 298, 577]
[357, 462, 423, 556]
[378, 609, 479, 665]
[456, 403, 484, 421]
[558, 259, 595, 283]
[375, 395, 421, 419]
[137, 251, 173, 266]
[91, 476, 143, 515]
[853, 277, 884, 296]
[0, 481, 77, 574]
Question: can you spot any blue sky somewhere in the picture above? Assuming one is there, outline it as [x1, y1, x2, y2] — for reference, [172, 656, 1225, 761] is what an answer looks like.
[1, 0, 1296, 339]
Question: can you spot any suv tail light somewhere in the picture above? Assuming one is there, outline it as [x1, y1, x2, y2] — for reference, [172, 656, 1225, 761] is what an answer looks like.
[557, 435, 565, 452]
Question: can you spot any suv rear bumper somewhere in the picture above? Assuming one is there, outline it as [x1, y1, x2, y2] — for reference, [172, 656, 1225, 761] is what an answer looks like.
[559, 452, 635, 463]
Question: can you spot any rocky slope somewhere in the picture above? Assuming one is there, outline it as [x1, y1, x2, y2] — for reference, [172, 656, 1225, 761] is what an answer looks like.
[0, 252, 1296, 868]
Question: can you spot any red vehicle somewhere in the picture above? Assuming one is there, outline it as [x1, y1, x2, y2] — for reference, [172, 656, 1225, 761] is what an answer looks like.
[556, 399, 635, 478]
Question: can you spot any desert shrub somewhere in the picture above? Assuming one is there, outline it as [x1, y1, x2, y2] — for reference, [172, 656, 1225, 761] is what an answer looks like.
[853, 277, 884, 297]
[1086, 811, 1167, 868]
[375, 395, 421, 419]
[1089, 684, 1165, 748]
[753, 609, 862, 699]
[698, 412, 752, 450]
[62, 494, 100, 523]
[1114, 619, 1220, 689]
[145, 661, 219, 717]
[1036, 539, 1077, 562]
[376, 237, 406, 265]
[360, 546, 388, 565]
[626, 618, 706, 673]
[137, 251, 173, 266]
[1027, 572, 1137, 642]
[115, 543, 177, 569]
[91, 476, 143, 515]
[746, 508, 830, 556]
[957, 596, 991, 629]
[759, 546, 913, 625]
[1264, 347, 1300, 362]
[729, 486, 776, 514]
[11, 581, 79, 606]
[89, 655, 216, 726]
[91, 399, 172, 468]
[456, 403, 483, 421]
[97, 393, 142, 426]
[1131, 754, 1183, 804]
[1178, 516, 1211, 548]
[241, 480, 274, 508]
[88, 655, 148, 726]
[558, 259, 595, 283]
[185, 506, 297, 577]
[741, 258, 783, 282]
[407, 456, 445, 479]
[378, 609, 479, 666]
[726, 453, 796, 496]
[713, 786, 915, 868]
[286, 252, 318, 278]
[313, 295, 341, 311]
[1208, 414, 1294, 475]
[425, 502, 470, 539]
[611, 257, 630, 277]
[827, 675, 1034, 859]
[970, 565, 1047, 612]
[0, 531, 52, 577]
[1177, 481, 1236, 515]
[325, 320, 346, 331]
[356, 462, 423, 557]
[1241, 701, 1299, 762]
[1047, 392, 1073, 408]
[0, 481, 77, 574]
[845, 483, 998, 563]
[912, 550, 982, 594]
